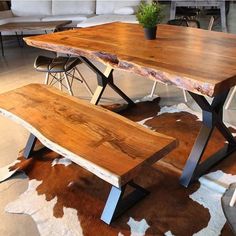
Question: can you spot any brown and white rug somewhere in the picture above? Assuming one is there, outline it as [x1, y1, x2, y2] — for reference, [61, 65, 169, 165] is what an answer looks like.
[1, 97, 236, 236]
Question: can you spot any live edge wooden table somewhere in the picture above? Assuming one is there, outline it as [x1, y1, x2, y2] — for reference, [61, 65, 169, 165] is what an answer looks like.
[24, 22, 236, 187]
[0, 20, 71, 56]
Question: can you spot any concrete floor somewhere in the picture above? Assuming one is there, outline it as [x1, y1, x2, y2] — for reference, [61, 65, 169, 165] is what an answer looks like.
[1, 3, 236, 235]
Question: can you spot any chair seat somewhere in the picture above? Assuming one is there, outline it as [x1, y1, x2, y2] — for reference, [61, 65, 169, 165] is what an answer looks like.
[34, 56, 82, 73]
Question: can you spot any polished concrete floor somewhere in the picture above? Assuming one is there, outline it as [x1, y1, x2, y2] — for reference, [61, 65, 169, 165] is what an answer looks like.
[1, 4, 236, 235]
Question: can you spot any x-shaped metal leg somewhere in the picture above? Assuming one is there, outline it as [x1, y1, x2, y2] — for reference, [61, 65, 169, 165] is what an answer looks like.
[180, 90, 236, 187]
[101, 181, 149, 225]
[79, 56, 135, 106]
[23, 133, 37, 159]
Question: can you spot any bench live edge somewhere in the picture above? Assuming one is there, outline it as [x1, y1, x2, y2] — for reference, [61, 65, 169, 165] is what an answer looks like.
[0, 84, 177, 224]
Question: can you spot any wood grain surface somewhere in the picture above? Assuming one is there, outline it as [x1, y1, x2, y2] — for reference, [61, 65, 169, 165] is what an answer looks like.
[0, 84, 177, 187]
[25, 22, 236, 97]
[0, 21, 72, 32]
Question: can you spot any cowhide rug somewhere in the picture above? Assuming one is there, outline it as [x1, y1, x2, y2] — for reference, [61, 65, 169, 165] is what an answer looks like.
[1, 97, 236, 236]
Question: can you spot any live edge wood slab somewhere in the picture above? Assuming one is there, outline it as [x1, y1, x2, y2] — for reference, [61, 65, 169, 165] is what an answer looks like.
[25, 22, 236, 97]
[0, 84, 177, 188]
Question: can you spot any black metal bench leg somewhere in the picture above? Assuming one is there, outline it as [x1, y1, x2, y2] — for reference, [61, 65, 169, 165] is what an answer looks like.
[23, 133, 37, 159]
[101, 181, 149, 225]
[180, 90, 236, 187]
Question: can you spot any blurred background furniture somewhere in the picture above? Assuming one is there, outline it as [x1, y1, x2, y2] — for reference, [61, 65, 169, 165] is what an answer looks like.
[0, 20, 71, 56]
[175, 5, 200, 20]
[34, 56, 93, 96]
[0, 0, 140, 35]
[205, 1, 230, 30]
[0, 0, 95, 30]
[170, 0, 228, 32]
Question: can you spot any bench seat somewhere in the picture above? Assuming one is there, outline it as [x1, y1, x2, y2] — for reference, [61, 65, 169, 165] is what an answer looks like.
[0, 83, 177, 224]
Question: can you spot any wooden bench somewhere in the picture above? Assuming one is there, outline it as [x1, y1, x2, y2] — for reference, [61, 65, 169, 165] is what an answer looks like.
[0, 84, 177, 224]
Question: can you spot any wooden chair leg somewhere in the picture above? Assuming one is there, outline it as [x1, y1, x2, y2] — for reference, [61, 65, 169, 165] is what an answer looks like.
[225, 86, 236, 110]
[208, 16, 215, 31]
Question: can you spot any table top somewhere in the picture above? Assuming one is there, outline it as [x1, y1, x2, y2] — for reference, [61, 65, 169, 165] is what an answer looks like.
[0, 20, 72, 32]
[25, 22, 236, 97]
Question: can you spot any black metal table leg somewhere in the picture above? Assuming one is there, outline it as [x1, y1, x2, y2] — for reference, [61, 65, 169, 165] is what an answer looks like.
[23, 133, 37, 159]
[0, 32, 4, 57]
[108, 73, 135, 106]
[180, 126, 213, 187]
[79, 56, 135, 106]
[180, 90, 236, 187]
[101, 181, 149, 225]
